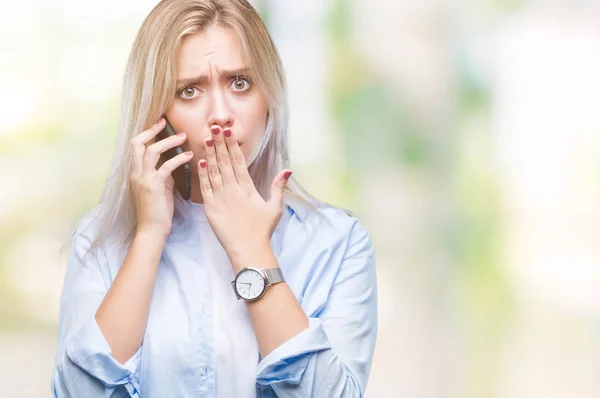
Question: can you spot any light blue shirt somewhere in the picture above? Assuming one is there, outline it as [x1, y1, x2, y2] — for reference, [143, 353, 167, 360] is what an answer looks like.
[52, 200, 378, 397]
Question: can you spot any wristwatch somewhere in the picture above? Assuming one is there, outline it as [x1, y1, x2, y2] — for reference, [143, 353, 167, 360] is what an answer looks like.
[231, 267, 285, 301]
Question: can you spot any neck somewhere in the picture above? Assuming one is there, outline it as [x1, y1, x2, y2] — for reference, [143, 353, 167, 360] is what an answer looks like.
[189, 179, 204, 204]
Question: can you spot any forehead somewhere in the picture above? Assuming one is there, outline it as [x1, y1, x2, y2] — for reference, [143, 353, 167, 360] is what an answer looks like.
[177, 25, 246, 77]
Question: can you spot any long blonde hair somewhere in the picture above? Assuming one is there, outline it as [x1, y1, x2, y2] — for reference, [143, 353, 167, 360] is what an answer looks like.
[63, 0, 330, 256]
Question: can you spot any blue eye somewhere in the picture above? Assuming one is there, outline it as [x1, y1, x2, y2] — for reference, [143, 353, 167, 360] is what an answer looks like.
[230, 77, 251, 92]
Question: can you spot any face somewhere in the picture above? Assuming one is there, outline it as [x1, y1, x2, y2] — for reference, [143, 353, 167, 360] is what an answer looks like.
[164, 25, 268, 181]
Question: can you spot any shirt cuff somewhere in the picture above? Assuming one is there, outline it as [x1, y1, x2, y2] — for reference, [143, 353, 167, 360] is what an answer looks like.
[256, 317, 331, 386]
[65, 315, 141, 389]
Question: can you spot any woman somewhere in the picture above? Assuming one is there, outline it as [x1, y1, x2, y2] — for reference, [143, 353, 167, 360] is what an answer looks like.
[52, 1, 377, 397]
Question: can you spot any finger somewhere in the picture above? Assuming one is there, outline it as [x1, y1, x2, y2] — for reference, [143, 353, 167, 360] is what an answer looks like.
[269, 169, 292, 207]
[155, 150, 193, 180]
[210, 126, 236, 186]
[130, 118, 166, 175]
[204, 136, 223, 193]
[223, 128, 253, 190]
[197, 159, 214, 202]
[143, 131, 187, 174]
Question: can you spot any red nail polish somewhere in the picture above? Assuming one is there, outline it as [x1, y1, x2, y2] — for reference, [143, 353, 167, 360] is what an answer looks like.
[206, 139, 214, 147]
[199, 159, 207, 168]
[224, 129, 232, 138]
[211, 128, 221, 135]
[284, 170, 292, 180]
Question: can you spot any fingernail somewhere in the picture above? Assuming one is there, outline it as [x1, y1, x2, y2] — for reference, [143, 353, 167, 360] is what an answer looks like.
[156, 117, 165, 124]
[224, 129, 232, 138]
[283, 170, 292, 180]
[184, 151, 193, 156]
[211, 127, 221, 135]
[199, 159, 207, 168]
[177, 132, 186, 137]
[206, 139, 214, 147]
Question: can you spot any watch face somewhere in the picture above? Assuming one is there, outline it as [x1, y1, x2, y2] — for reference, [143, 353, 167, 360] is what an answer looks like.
[235, 268, 266, 300]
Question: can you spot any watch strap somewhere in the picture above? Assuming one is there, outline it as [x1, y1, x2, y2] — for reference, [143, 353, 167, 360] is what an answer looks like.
[263, 267, 284, 286]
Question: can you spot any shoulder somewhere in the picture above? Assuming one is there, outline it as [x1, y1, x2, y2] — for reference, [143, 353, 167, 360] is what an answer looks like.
[72, 205, 103, 245]
[284, 200, 373, 256]
[66, 204, 118, 262]
[279, 201, 375, 313]
[64, 205, 127, 284]
[317, 205, 374, 258]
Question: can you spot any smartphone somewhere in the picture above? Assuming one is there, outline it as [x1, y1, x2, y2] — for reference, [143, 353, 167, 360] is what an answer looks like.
[156, 116, 191, 200]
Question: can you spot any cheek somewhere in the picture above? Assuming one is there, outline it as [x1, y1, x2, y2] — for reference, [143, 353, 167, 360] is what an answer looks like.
[240, 105, 268, 165]
[237, 98, 268, 146]
[164, 107, 206, 146]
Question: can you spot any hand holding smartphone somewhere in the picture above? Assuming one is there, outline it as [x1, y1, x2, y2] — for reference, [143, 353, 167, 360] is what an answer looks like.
[156, 117, 192, 200]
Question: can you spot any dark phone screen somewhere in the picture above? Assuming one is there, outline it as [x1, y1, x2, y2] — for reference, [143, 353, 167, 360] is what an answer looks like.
[156, 117, 192, 200]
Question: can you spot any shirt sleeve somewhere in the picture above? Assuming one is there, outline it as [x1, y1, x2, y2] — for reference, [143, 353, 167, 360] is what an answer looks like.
[255, 220, 378, 397]
[51, 221, 142, 398]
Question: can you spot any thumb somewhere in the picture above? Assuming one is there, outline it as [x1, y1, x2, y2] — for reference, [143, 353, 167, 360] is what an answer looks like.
[269, 169, 292, 207]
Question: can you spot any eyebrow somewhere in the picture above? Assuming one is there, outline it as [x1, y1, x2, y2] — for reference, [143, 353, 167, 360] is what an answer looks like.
[176, 67, 249, 86]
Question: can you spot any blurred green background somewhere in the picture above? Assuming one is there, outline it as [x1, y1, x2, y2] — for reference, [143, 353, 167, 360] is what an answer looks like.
[2, 1, 600, 397]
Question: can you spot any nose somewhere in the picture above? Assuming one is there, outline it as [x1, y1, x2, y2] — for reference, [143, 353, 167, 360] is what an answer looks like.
[206, 89, 233, 129]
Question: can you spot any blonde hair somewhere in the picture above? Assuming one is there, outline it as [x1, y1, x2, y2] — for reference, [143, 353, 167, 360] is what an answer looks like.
[62, 0, 332, 256]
